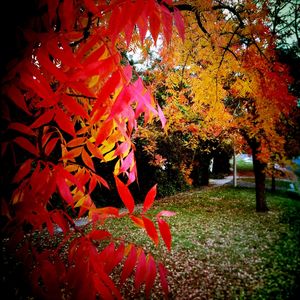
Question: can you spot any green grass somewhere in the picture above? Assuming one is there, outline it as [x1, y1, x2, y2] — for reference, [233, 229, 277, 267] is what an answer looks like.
[105, 187, 300, 299]
[233, 157, 254, 172]
[2, 187, 300, 299]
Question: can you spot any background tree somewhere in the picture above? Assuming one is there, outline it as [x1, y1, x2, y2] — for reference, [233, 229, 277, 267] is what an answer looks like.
[138, 0, 296, 211]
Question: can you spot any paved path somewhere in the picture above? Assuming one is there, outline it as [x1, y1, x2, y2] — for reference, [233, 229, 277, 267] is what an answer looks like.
[209, 176, 233, 186]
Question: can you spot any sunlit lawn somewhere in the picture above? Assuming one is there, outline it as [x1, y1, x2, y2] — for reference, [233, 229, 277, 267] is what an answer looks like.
[106, 186, 300, 299]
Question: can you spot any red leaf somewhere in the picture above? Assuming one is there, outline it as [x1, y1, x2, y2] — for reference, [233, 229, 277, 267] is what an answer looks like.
[88, 230, 111, 241]
[51, 211, 69, 233]
[114, 141, 131, 157]
[158, 263, 169, 298]
[73, 56, 116, 81]
[36, 49, 68, 82]
[45, 137, 59, 156]
[119, 150, 134, 173]
[61, 94, 89, 119]
[108, 6, 125, 43]
[60, 0, 75, 31]
[56, 173, 74, 206]
[134, 250, 146, 290]
[157, 104, 166, 128]
[92, 275, 114, 300]
[83, 44, 106, 66]
[94, 174, 110, 189]
[130, 215, 145, 228]
[109, 86, 132, 118]
[20, 71, 52, 101]
[145, 255, 157, 298]
[143, 184, 157, 213]
[95, 119, 115, 146]
[149, 0, 161, 44]
[161, 5, 173, 44]
[158, 219, 172, 251]
[115, 176, 135, 214]
[31, 110, 55, 128]
[13, 158, 33, 183]
[105, 242, 125, 274]
[14, 137, 38, 156]
[83, 0, 99, 14]
[137, 15, 148, 44]
[81, 148, 95, 171]
[156, 210, 176, 218]
[120, 245, 137, 284]
[89, 175, 98, 193]
[91, 71, 121, 117]
[142, 216, 159, 246]
[8, 122, 36, 136]
[174, 7, 185, 40]
[54, 109, 76, 137]
[46, 38, 80, 68]
[5, 85, 31, 115]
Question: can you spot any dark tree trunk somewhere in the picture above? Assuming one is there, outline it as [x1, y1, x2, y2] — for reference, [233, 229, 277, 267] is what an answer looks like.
[271, 174, 276, 193]
[212, 151, 231, 177]
[251, 143, 269, 212]
[200, 160, 210, 186]
[191, 155, 210, 187]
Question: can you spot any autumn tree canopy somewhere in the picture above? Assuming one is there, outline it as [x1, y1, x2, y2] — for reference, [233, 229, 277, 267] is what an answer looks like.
[137, 0, 296, 211]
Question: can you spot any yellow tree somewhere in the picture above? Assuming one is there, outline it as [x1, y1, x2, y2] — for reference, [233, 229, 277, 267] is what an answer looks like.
[141, 0, 296, 211]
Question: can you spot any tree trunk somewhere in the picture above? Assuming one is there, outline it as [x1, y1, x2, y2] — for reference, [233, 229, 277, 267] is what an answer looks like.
[252, 145, 269, 212]
[233, 150, 237, 187]
[271, 174, 276, 193]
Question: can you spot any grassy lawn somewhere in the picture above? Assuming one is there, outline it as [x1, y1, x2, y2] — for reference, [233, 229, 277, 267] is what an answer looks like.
[106, 187, 300, 299]
[2, 186, 300, 299]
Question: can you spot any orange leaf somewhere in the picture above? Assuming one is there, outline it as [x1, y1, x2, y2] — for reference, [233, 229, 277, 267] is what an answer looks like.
[67, 137, 86, 148]
[81, 148, 95, 171]
[130, 215, 145, 228]
[95, 119, 115, 146]
[61, 147, 82, 160]
[86, 140, 104, 160]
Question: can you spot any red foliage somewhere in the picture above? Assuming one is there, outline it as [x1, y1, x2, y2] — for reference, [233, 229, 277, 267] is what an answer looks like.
[0, 0, 183, 298]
